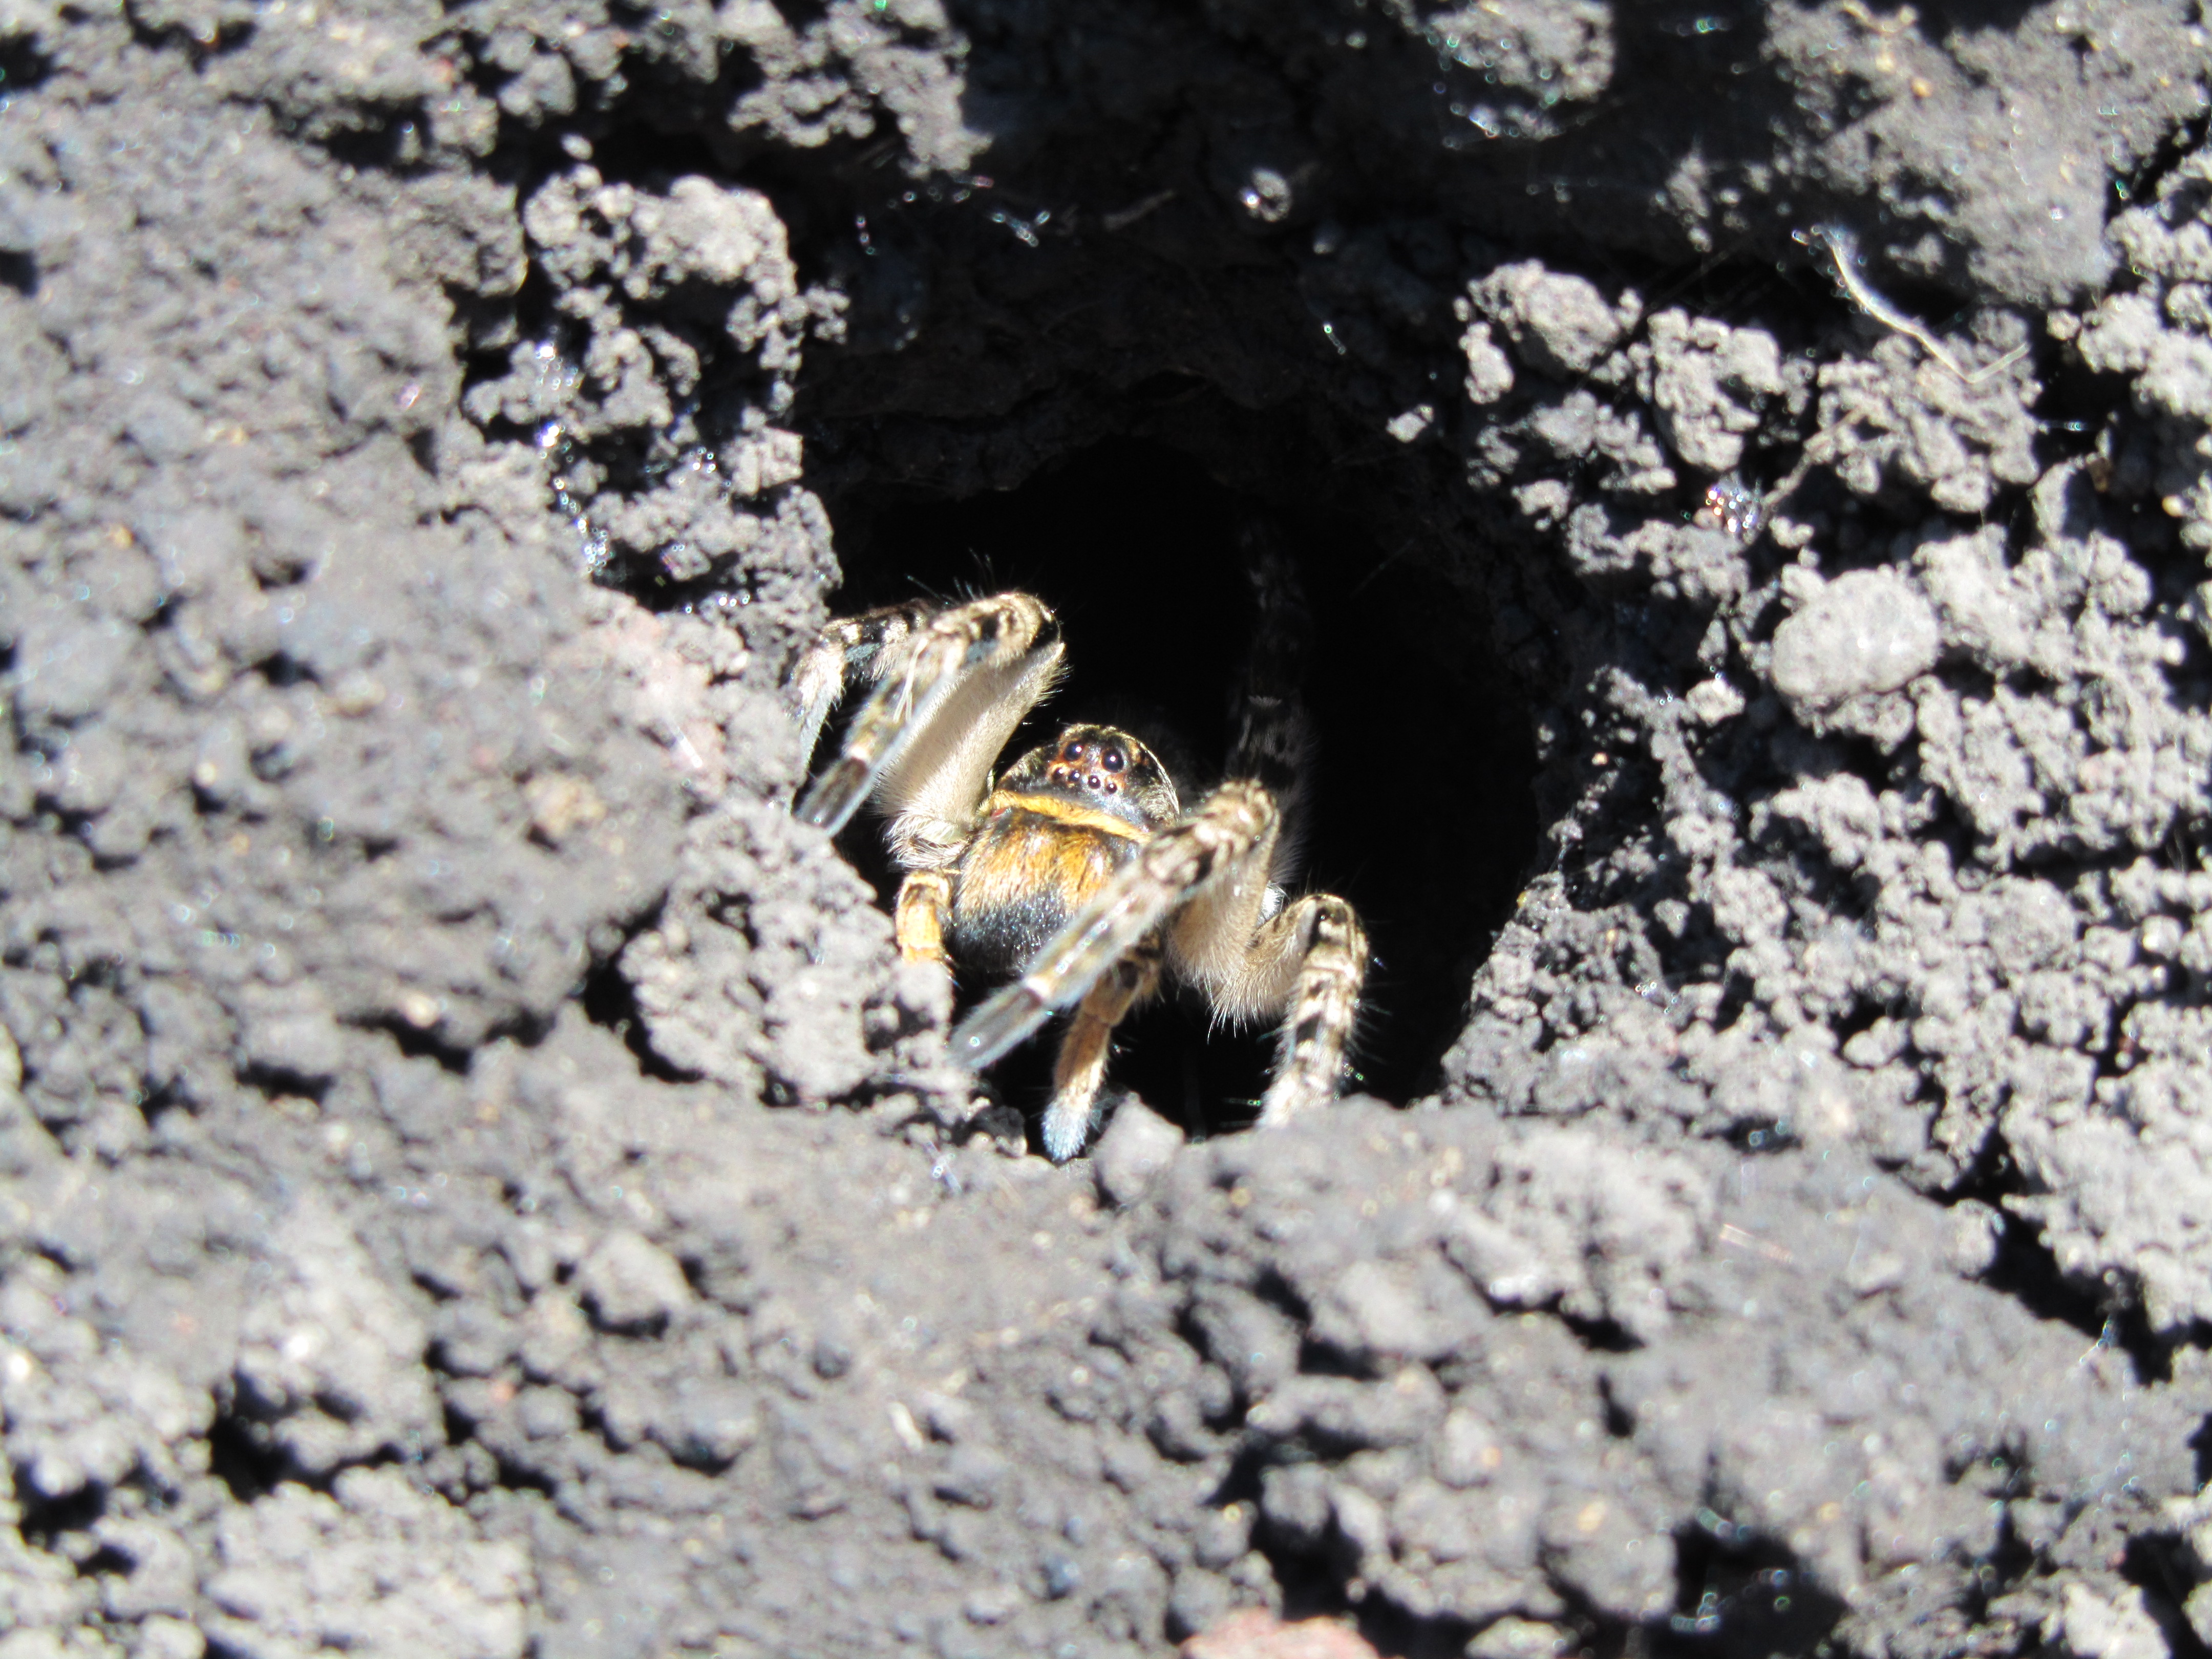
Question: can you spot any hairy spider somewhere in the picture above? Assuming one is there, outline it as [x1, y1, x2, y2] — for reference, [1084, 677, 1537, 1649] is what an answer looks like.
[786, 543, 1368, 1161]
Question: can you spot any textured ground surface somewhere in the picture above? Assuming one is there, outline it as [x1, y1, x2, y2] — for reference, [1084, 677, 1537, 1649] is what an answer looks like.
[7, 2, 2212, 1657]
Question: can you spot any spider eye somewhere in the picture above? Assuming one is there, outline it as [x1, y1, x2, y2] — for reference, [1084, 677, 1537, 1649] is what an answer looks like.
[1060, 741, 1084, 763]
[1100, 747, 1125, 773]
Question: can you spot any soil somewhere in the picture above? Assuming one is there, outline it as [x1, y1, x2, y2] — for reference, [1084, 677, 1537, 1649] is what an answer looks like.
[6, 2, 2212, 1657]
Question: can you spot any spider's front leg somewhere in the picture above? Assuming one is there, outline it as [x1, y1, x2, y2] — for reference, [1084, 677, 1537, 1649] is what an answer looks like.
[792, 592, 1063, 837]
[953, 780, 1292, 1159]
[1200, 521, 1367, 1121]
[952, 780, 1281, 1071]
[786, 600, 940, 778]
[1039, 939, 1162, 1163]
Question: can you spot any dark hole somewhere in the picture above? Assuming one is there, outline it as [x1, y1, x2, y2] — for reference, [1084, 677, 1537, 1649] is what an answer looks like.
[580, 918, 697, 1083]
[13, 1473, 105, 1547]
[1555, 1308, 1642, 1353]
[1719, 1119, 1795, 1156]
[2114, 106, 2212, 209]
[363, 1015, 476, 1078]
[1654, 1517, 1847, 1659]
[1976, 1206, 2105, 1341]
[135, 1080, 186, 1130]
[818, 436, 1537, 1143]
[2123, 1532, 2212, 1659]
[0, 41, 50, 107]
[236, 1061, 335, 1104]
[76, 1542, 134, 1576]
[1978, 1199, 2172, 1384]
[206, 1409, 285, 1502]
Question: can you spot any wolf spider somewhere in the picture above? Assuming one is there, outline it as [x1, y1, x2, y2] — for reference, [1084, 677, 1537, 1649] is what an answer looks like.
[788, 542, 1367, 1161]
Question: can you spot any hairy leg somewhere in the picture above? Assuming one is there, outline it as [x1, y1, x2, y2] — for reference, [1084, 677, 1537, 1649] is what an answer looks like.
[1252, 893, 1368, 1124]
[893, 871, 953, 967]
[1226, 516, 1316, 880]
[787, 600, 940, 779]
[794, 592, 1061, 837]
[1039, 940, 1161, 1163]
[1211, 522, 1366, 1120]
[1164, 824, 1369, 1126]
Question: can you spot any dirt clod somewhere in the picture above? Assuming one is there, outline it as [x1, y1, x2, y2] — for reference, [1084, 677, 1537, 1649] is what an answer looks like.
[6, 3, 2212, 1657]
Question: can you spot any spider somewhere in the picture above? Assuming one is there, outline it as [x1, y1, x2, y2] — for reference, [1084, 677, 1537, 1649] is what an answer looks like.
[785, 553, 1368, 1162]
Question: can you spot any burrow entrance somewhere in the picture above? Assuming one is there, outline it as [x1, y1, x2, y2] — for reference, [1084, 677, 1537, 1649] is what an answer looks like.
[816, 436, 1539, 1137]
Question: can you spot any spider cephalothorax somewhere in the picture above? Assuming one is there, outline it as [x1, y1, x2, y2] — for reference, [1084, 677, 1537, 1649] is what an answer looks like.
[786, 545, 1368, 1160]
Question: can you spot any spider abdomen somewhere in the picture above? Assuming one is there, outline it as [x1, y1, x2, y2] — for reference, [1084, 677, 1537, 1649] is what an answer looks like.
[949, 799, 1142, 976]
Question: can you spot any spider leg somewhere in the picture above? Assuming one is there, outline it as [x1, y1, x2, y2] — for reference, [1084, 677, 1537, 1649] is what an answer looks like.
[951, 779, 1279, 1072]
[1040, 940, 1162, 1163]
[1156, 798, 1365, 1128]
[1226, 516, 1317, 883]
[1203, 522, 1367, 1120]
[1250, 894, 1368, 1124]
[795, 593, 1062, 837]
[893, 871, 953, 966]
[788, 600, 940, 780]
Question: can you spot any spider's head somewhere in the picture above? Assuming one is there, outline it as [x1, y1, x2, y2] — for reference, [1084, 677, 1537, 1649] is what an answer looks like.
[1005, 724, 1181, 832]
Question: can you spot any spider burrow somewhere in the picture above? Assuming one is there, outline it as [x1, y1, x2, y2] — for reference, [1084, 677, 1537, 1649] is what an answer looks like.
[786, 537, 1369, 1161]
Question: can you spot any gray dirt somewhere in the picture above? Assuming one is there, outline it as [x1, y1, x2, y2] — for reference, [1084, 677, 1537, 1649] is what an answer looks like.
[6, 3, 2212, 1658]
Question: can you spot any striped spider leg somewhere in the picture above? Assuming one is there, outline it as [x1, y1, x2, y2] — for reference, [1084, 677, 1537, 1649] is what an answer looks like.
[793, 592, 1064, 844]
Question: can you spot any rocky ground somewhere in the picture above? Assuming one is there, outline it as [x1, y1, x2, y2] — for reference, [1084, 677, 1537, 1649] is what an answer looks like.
[7, 1, 2212, 1656]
